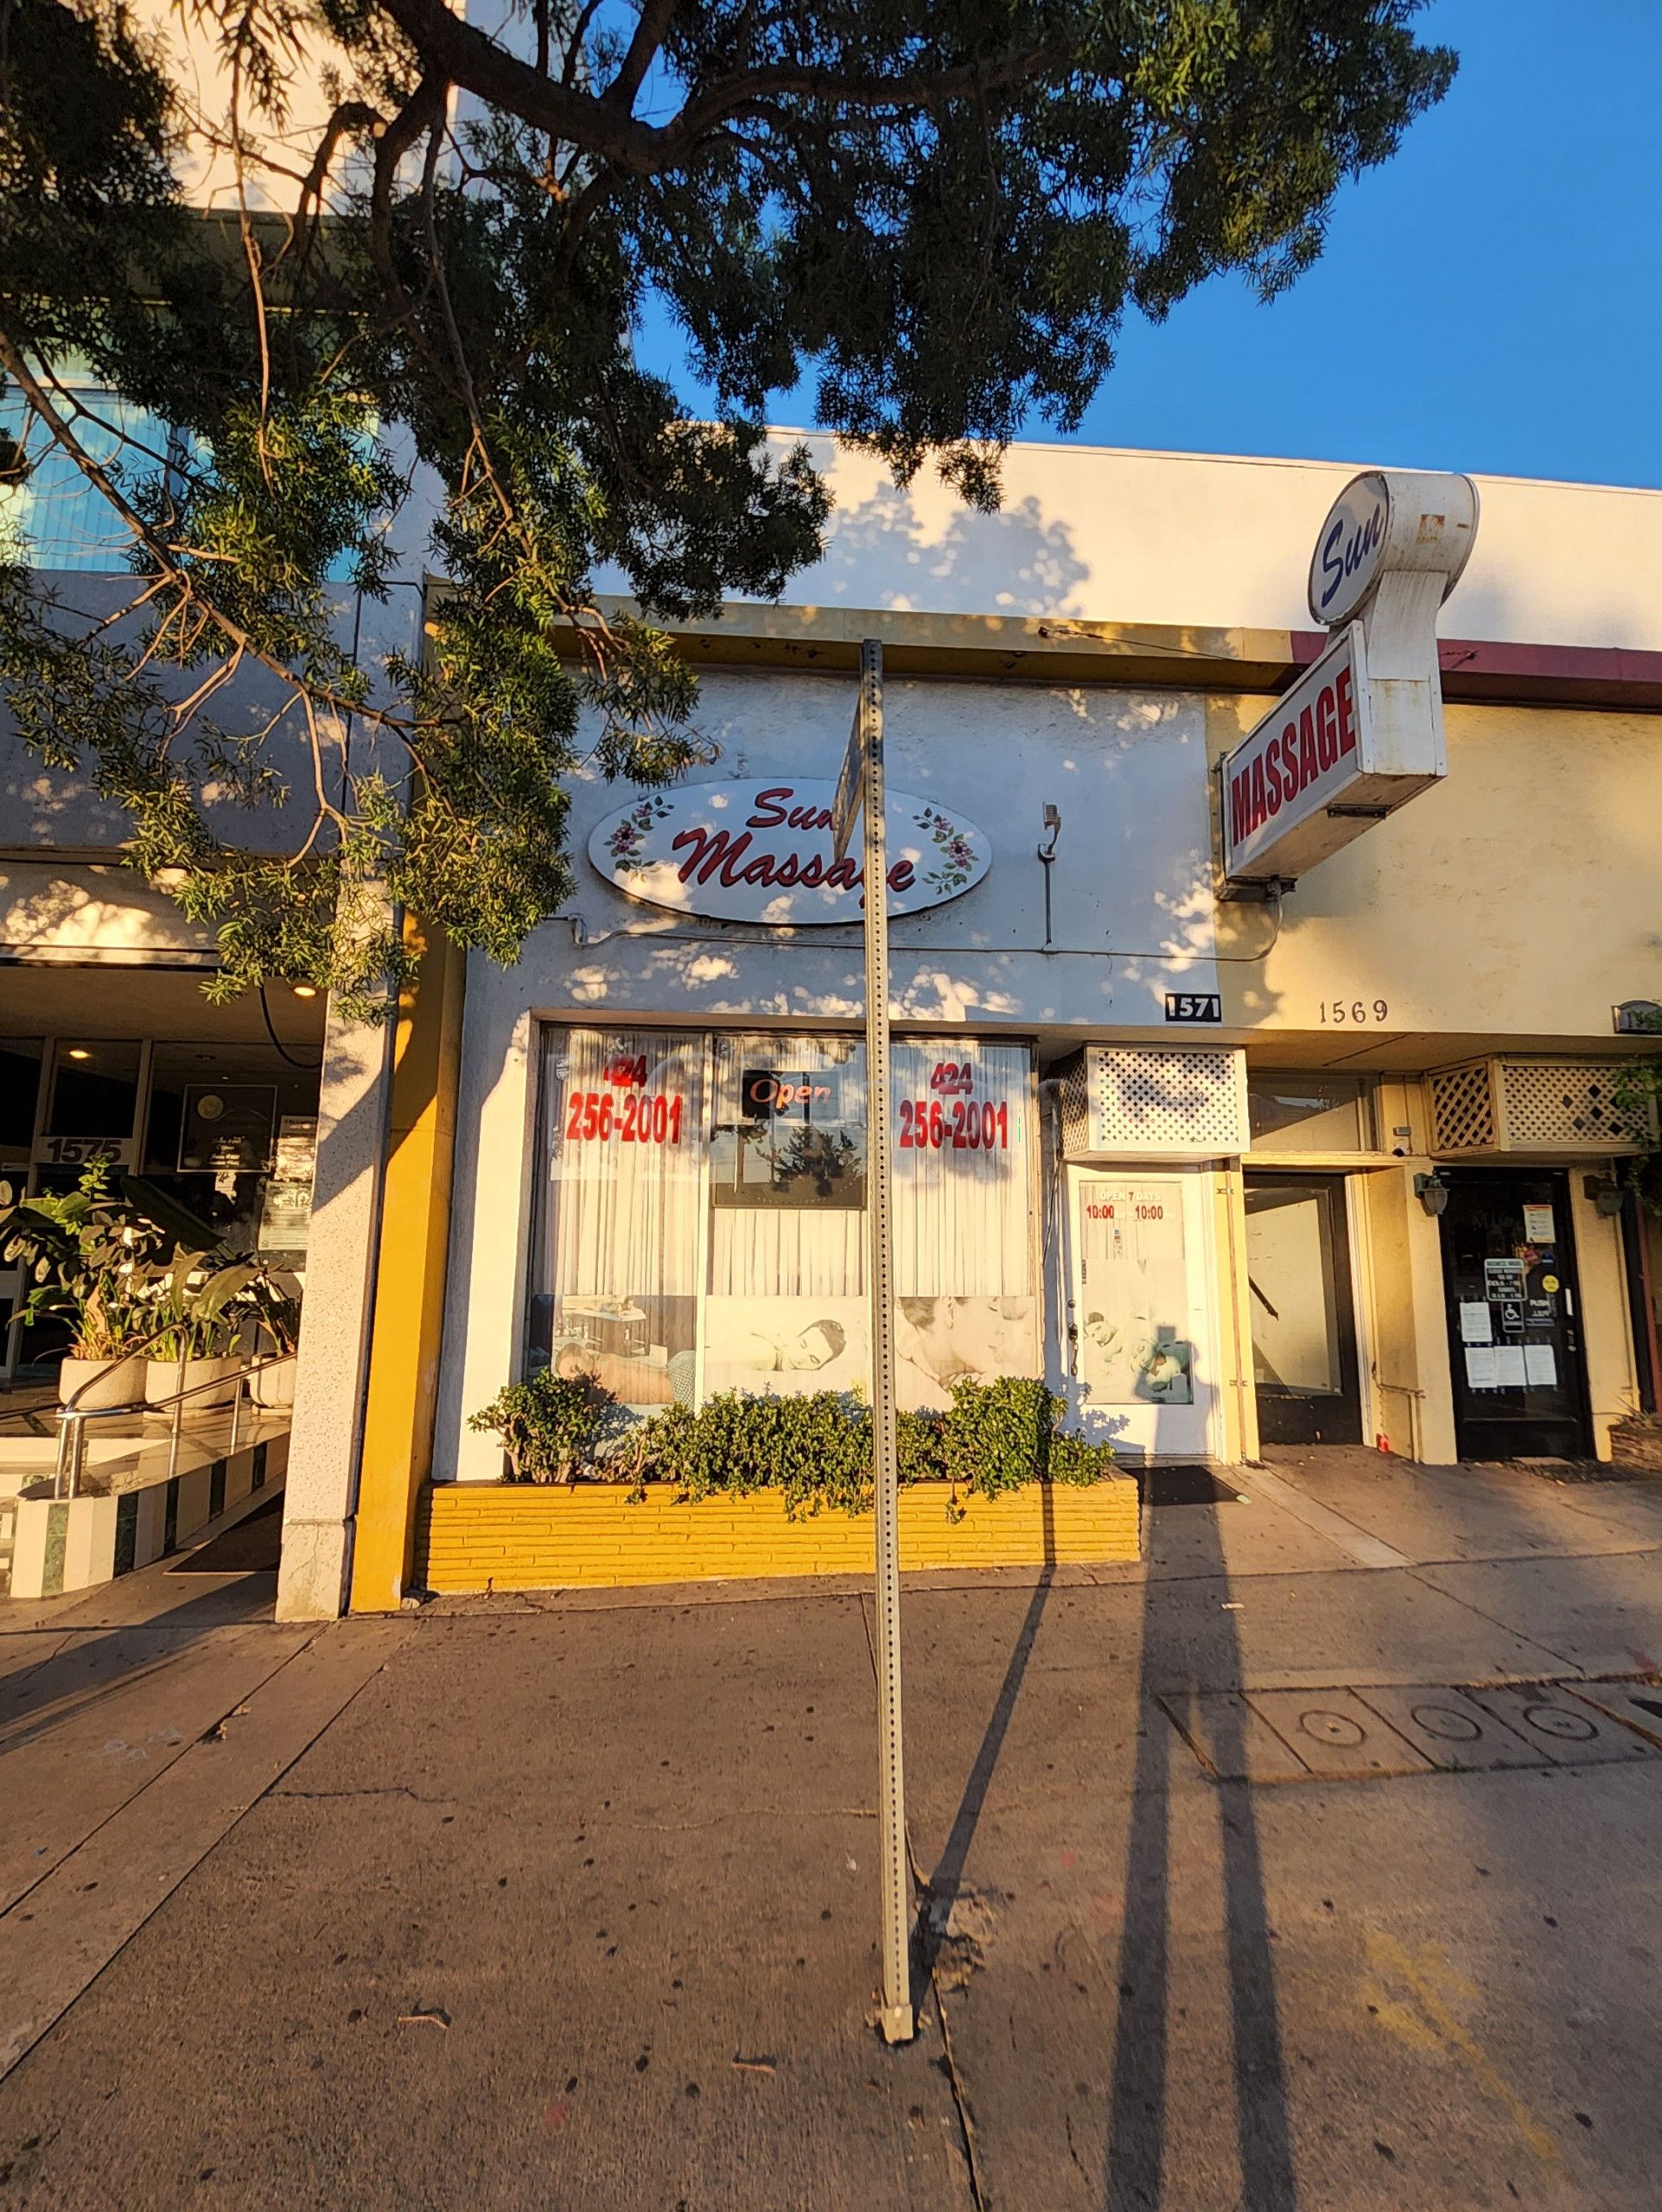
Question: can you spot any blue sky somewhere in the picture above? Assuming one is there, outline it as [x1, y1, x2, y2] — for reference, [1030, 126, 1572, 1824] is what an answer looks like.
[634, 0, 1662, 489]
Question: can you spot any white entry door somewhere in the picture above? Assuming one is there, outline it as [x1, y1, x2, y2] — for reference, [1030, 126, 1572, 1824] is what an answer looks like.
[1068, 1169, 1219, 1460]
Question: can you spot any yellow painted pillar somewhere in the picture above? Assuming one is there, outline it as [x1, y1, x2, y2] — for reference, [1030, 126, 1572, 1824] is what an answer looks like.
[348, 916, 467, 1612]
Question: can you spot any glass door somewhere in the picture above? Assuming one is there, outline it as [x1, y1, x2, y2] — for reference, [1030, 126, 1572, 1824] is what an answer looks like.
[1068, 1170, 1218, 1460]
[1245, 1173, 1363, 1445]
[1440, 1169, 1592, 1460]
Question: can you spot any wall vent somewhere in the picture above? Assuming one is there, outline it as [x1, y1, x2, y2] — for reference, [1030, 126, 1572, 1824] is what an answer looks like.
[1427, 1059, 1656, 1157]
[1055, 1045, 1248, 1159]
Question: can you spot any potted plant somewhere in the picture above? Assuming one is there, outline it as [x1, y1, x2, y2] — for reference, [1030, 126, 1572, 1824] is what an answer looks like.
[248, 1276, 302, 1408]
[0, 1166, 163, 1410]
[143, 1249, 264, 1414]
[468, 1370, 610, 1483]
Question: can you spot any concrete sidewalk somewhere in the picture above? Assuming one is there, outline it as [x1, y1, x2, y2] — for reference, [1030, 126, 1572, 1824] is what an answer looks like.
[3, 1448, 1662, 2208]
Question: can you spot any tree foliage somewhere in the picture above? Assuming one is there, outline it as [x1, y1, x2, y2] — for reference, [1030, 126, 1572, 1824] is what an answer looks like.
[0, 0, 1454, 1014]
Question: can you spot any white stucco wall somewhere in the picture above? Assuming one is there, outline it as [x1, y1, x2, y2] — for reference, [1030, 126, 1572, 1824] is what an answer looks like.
[1218, 699, 1662, 1041]
[552, 672, 1219, 1027]
[709, 435, 1662, 652]
[0, 863, 216, 963]
[432, 645, 1662, 1482]
[432, 667, 1221, 1481]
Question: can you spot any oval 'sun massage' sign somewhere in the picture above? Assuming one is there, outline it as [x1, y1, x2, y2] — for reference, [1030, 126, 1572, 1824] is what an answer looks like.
[589, 779, 992, 925]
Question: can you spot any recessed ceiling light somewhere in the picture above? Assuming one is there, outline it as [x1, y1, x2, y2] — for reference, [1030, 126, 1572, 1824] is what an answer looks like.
[291, 984, 319, 1000]
[66, 1047, 92, 1060]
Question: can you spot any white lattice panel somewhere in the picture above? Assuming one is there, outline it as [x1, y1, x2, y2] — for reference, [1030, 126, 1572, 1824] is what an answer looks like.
[1427, 1063, 1497, 1153]
[1059, 1046, 1248, 1158]
[1499, 1062, 1656, 1152]
[1427, 1058, 1657, 1156]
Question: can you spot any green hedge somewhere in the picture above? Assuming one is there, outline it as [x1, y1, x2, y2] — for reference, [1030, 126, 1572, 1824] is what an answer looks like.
[470, 1371, 1115, 1519]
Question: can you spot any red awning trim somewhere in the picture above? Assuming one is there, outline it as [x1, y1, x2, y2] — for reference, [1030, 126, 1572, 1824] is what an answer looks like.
[1289, 632, 1662, 710]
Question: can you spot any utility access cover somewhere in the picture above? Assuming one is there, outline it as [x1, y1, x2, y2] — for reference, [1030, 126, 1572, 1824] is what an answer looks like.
[1162, 1688, 1428, 1781]
[1350, 1685, 1549, 1774]
[1247, 1690, 1431, 1778]
[1162, 1681, 1662, 1782]
[1466, 1683, 1654, 1766]
[1567, 1682, 1662, 1748]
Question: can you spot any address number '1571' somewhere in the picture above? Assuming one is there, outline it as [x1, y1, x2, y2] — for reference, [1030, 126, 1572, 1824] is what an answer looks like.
[1164, 992, 1223, 1024]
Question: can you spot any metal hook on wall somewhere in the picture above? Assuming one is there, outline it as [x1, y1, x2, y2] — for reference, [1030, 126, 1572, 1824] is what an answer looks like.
[1037, 803, 1062, 950]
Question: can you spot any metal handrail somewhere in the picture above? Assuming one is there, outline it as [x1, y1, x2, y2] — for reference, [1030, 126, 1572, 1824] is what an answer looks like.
[45, 1349, 296, 1501]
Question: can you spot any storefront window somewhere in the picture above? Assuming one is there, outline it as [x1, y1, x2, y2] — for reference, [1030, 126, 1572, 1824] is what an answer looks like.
[710, 1038, 867, 1214]
[705, 1033, 869, 1395]
[143, 1043, 321, 1262]
[528, 1027, 1038, 1414]
[1247, 1073, 1372, 1152]
[890, 1041, 1036, 1409]
[47, 1040, 143, 1144]
[0, 1041, 42, 1166]
[529, 1028, 707, 1411]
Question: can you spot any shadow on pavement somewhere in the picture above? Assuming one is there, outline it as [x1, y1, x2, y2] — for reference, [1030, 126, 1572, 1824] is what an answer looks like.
[917, 1480, 1057, 1978]
[1106, 1490, 1297, 2209]
[908, 1474, 1298, 2202]
[0, 1564, 278, 1750]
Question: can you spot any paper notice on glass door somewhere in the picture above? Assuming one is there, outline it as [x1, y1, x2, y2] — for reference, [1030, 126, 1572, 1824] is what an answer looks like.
[1493, 1345, 1527, 1388]
[1464, 1346, 1500, 1389]
[1524, 1344, 1558, 1387]
[1459, 1301, 1493, 1344]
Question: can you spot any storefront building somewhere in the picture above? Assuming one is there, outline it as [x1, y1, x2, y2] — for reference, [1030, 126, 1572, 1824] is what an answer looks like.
[6, 435, 1661, 1615]
[0, 387, 422, 1601]
[0, 879, 328, 1380]
[417, 448, 1662, 1567]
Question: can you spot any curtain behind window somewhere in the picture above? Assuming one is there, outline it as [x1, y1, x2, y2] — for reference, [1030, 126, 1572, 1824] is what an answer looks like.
[890, 1041, 1038, 1408]
[890, 1041, 1032, 1296]
[534, 1027, 704, 1408]
[531, 1025, 1039, 1414]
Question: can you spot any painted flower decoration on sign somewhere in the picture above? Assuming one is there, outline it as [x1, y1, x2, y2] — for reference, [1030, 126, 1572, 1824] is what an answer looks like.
[604, 794, 672, 872]
[914, 806, 977, 893]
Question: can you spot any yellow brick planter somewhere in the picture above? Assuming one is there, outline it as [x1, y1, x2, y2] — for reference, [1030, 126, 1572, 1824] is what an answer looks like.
[413, 1477, 1140, 1594]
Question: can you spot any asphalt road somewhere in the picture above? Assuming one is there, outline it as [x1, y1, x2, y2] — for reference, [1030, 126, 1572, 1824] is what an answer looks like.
[3, 1448, 1662, 2210]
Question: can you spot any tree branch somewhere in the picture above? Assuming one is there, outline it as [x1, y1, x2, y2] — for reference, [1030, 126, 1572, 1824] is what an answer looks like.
[369, 73, 449, 340]
[374, 0, 1052, 174]
[603, 0, 677, 113]
[289, 99, 382, 249]
[560, 0, 608, 89]
[0, 328, 408, 741]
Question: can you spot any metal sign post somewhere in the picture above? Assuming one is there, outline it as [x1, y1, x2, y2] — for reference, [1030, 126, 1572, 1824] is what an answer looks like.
[834, 638, 914, 2044]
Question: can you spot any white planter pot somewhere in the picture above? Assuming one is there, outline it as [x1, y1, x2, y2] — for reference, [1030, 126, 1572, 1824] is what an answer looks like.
[58, 1353, 148, 1412]
[250, 1354, 297, 1408]
[145, 1355, 239, 1414]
